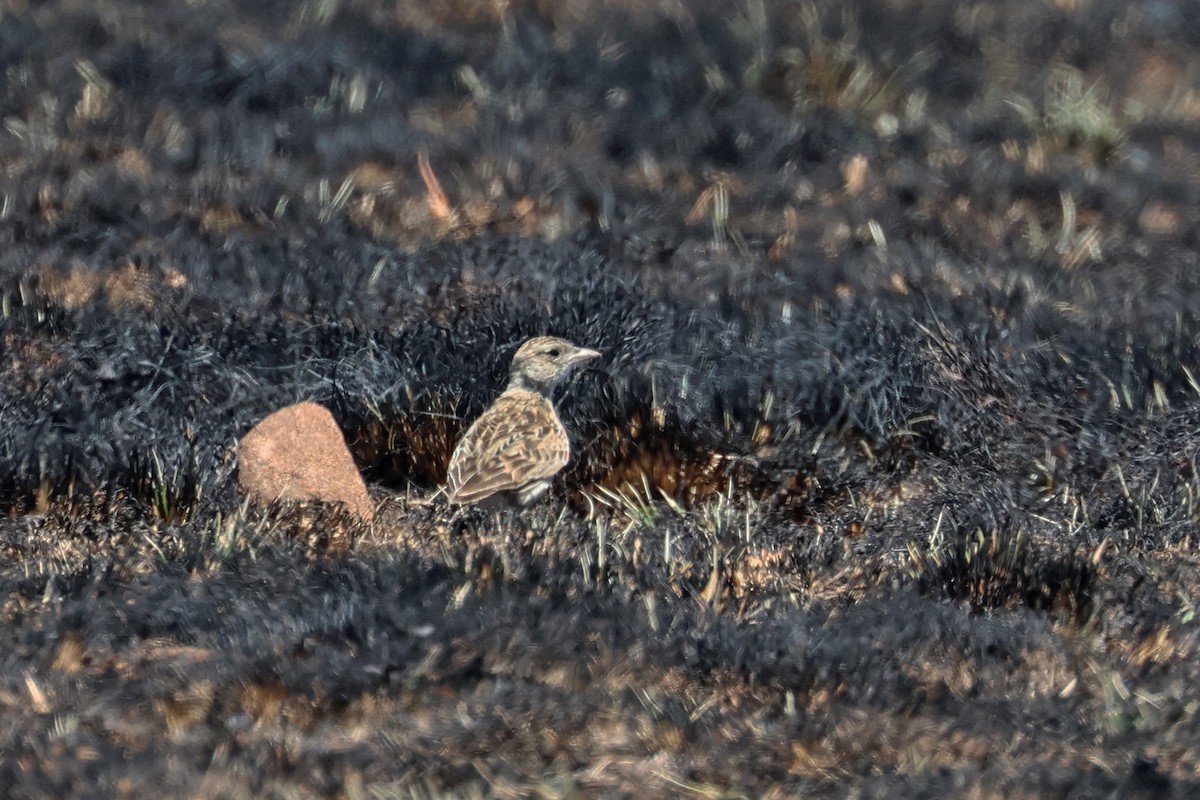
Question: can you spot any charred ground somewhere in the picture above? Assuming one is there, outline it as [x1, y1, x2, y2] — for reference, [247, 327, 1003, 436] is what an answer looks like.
[2, 0, 1200, 796]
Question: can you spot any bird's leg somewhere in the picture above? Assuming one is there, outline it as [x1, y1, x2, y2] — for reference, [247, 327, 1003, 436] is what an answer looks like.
[516, 480, 552, 507]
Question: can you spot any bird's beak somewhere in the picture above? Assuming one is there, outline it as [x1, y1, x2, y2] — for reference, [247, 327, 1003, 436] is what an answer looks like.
[571, 348, 602, 365]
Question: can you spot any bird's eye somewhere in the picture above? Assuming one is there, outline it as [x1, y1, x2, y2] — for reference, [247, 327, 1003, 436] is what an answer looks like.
[547, 348, 561, 357]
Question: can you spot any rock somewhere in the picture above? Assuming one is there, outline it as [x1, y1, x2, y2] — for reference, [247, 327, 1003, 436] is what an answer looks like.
[237, 402, 374, 523]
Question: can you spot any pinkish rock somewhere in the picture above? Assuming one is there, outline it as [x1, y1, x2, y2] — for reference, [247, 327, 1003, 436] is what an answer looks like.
[237, 402, 374, 523]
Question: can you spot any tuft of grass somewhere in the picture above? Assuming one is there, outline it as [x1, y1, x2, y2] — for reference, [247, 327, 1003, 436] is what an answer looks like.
[1010, 67, 1124, 165]
[586, 478, 797, 614]
[317, 174, 357, 224]
[1013, 190, 1104, 270]
[685, 180, 735, 254]
[906, 517, 1093, 620]
[1043, 69, 1124, 157]
[744, 2, 911, 120]
[147, 448, 197, 524]
[590, 475, 684, 532]
[1114, 464, 1165, 532]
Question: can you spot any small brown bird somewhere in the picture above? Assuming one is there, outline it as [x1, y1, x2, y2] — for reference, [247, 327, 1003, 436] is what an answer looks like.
[445, 336, 601, 507]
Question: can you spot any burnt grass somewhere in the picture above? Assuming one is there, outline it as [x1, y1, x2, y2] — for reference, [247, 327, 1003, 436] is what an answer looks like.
[1, 0, 1200, 797]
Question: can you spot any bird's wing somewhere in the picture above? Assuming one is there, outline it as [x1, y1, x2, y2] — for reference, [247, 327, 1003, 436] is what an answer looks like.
[445, 391, 570, 505]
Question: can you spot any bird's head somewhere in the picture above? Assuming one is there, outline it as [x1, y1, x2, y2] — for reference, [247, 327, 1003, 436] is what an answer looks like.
[507, 336, 601, 394]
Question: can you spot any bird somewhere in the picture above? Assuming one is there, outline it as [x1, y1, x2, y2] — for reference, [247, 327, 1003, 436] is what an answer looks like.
[445, 336, 601, 507]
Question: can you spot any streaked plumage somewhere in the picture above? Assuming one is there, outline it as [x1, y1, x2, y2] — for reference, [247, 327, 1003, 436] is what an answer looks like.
[445, 336, 600, 507]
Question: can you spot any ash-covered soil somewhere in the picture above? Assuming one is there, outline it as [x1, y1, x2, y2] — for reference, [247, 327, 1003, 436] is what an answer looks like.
[2, 0, 1200, 796]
